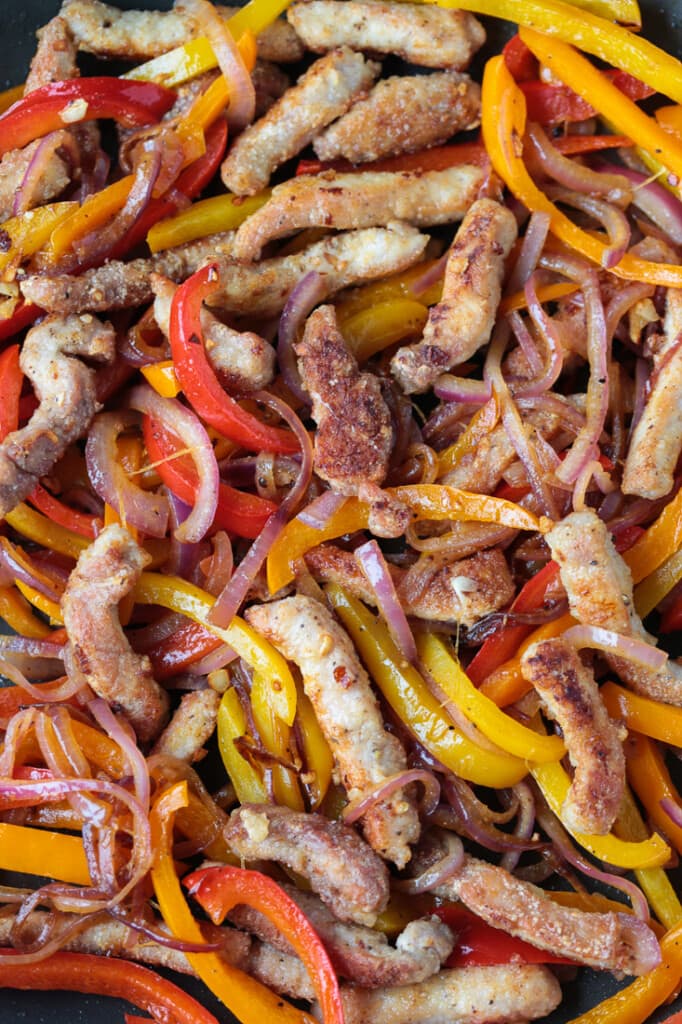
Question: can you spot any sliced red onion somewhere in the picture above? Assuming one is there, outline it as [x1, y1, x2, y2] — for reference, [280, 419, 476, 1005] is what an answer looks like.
[296, 490, 347, 529]
[182, 0, 255, 127]
[88, 697, 150, 813]
[660, 797, 682, 829]
[0, 637, 64, 683]
[129, 383, 218, 544]
[410, 253, 447, 296]
[86, 409, 169, 538]
[395, 832, 464, 894]
[129, 612, 187, 653]
[508, 309, 543, 376]
[500, 781, 537, 873]
[107, 906, 221, 952]
[546, 187, 631, 269]
[563, 624, 668, 670]
[0, 909, 106, 965]
[515, 272, 565, 397]
[77, 148, 111, 202]
[166, 491, 202, 579]
[516, 394, 586, 436]
[526, 123, 633, 205]
[187, 643, 238, 676]
[342, 769, 441, 825]
[355, 539, 417, 665]
[13, 134, 68, 216]
[434, 376, 491, 404]
[440, 775, 546, 854]
[605, 281, 655, 341]
[506, 209, 551, 295]
[119, 308, 170, 367]
[0, 658, 86, 706]
[595, 161, 682, 246]
[0, 540, 63, 603]
[277, 271, 326, 405]
[200, 530, 234, 597]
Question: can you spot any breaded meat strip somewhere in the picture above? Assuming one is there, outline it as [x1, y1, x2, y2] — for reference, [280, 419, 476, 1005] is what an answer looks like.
[313, 72, 481, 165]
[60, 0, 304, 63]
[62, 525, 169, 743]
[152, 274, 275, 392]
[547, 509, 682, 706]
[305, 545, 514, 629]
[296, 306, 393, 494]
[622, 288, 682, 499]
[245, 596, 421, 868]
[221, 48, 379, 196]
[521, 638, 625, 835]
[391, 199, 518, 394]
[234, 165, 485, 261]
[151, 689, 220, 763]
[287, 0, 486, 70]
[224, 804, 389, 925]
[0, 314, 114, 519]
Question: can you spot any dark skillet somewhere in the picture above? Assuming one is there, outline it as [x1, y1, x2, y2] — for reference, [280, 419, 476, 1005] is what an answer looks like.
[1, 0, 681, 1020]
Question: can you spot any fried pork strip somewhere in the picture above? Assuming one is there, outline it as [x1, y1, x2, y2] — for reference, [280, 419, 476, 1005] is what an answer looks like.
[62, 525, 169, 743]
[224, 804, 389, 926]
[313, 72, 481, 164]
[0, 314, 114, 518]
[546, 509, 682, 706]
[21, 224, 428, 318]
[296, 305, 393, 494]
[221, 48, 380, 196]
[305, 545, 514, 629]
[60, 0, 304, 63]
[245, 595, 421, 868]
[233, 165, 485, 261]
[151, 689, 220, 763]
[287, 0, 486, 70]
[521, 638, 626, 835]
[391, 199, 518, 394]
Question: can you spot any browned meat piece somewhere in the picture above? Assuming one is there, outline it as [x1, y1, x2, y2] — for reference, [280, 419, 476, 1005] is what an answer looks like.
[245, 596, 421, 868]
[233, 165, 485, 261]
[305, 545, 514, 629]
[252, 60, 291, 118]
[60, 0, 305, 63]
[546, 510, 682, 706]
[221, 48, 379, 196]
[25, 14, 79, 91]
[224, 803, 389, 926]
[287, 0, 486, 70]
[152, 274, 275, 392]
[391, 199, 518, 394]
[521, 638, 626, 835]
[62, 524, 169, 742]
[0, 314, 114, 519]
[313, 72, 481, 165]
[296, 305, 393, 494]
[246, 940, 316, 1001]
[151, 689, 220, 763]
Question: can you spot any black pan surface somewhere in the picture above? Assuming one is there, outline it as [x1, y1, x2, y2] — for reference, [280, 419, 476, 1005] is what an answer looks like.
[1, 0, 681, 1020]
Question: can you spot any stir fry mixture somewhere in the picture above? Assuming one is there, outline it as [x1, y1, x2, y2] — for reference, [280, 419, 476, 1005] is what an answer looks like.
[1, 0, 682, 1021]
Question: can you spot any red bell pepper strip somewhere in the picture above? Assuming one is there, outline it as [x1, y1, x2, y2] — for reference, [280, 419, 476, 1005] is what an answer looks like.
[503, 34, 538, 82]
[142, 414, 277, 539]
[0, 302, 41, 343]
[184, 865, 345, 1024]
[147, 619, 222, 679]
[434, 906, 573, 968]
[553, 134, 635, 154]
[296, 141, 489, 177]
[0, 78, 175, 156]
[27, 483, 101, 539]
[0, 952, 220, 1024]
[168, 264, 299, 454]
[520, 70, 654, 125]
[0, 344, 22, 442]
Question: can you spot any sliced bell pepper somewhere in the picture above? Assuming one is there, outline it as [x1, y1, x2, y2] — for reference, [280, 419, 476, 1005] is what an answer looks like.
[519, 70, 653, 125]
[0, 302, 40, 343]
[0, 821, 90, 884]
[625, 733, 682, 856]
[479, 612, 576, 706]
[14, 580, 63, 624]
[296, 141, 489, 177]
[500, 281, 579, 314]
[27, 483, 101, 539]
[140, 359, 181, 398]
[295, 681, 334, 810]
[437, 397, 500, 477]
[394, 483, 550, 533]
[633, 547, 682, 619]
[334, 258, 445, 321]
[147, 620, 223, 680]
[553, 134, 635, 154]
[602, 682, 682, 748]
[0, 201, 78, 274]
[217, 687, 269, 804]
[49, 176, 135, 260]
[4, 503, 89, 559]
[250, 670, 304, 810]
[623, 488, 682, 584]
[435, 904, 573, 967]
[327, 584, 528, 787]
[0, 344, 22, 442]
[147, 190, 270, 253]
[0, 586, 51, 639]
[503, 34, 538, 82]
[337, 299, 429, 362]
[0, 84, 24, 116]
[657, 104, 682, 136]
[169, 264, 299, 454]
[0, 78, 175, 156]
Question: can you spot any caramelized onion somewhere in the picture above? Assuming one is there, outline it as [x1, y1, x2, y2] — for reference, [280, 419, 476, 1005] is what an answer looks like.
[355, 539, 417, 664]
[342, 768, 440, 825]
[395, 831, 464, 894]
[563, 624, 668, 670]
[526, 123, 633, 205]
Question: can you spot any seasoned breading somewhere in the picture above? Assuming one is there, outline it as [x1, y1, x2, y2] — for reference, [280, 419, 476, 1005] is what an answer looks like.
[305, 545, 514, 629]
[546, 509, 682, 706]
[313, 72, 481, 165]
[287, 0, 486, 70]
[62, 525, 169, 743]
[233, 165, 485, 261]
[521, 638, 626, 835]
[0, 314, 114, 518]
[60, 0, 304, 63]
[247, 940, 317, 1001]
[25, 14, 79, 91]
[221, 48, 379, 196]
[296, 306, 393, 494]
[391, 199, 518, 394]
[152, 274, 275, 392]
[224, 803, 390, 926]
[151, 688, 220, 763]
[245, 595, 421, 868]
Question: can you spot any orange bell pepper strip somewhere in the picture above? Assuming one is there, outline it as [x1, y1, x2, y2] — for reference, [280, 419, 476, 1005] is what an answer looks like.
[0, 84, 23, 116]
[625, 733, 682, 856]
[338, 299, 429, 362]
[334, 258, 445, 321]
[500, 281, 578, 314]
[394, 484, 551, 533]
[437, 396, 500, 476]
[479, 612, 576, 705]
[140, 359, 182, 397]
[14, 580, 63, 625]
[0, 821, 90, 884]
[0, 586, 51, 639]
[623, 487, 682, 584]
[634, 547, 682, 619]
[602, 682, 682, 748]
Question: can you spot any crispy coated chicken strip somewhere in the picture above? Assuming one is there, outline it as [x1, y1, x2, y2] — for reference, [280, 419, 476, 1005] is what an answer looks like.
[234, 165, 485, 261]
[0, 314, 114, 518]
[521, 638, 626, 835]
[62, 525, 169, 743]
[221, 48, 379, 196]
[287, 0, 485, 69]
[313, 72, 481, 165]
[391, 199, 518, 394]
[305, 545, 514, 629]
[152, 274, 275, 392]
[60, 0, 304, 63]
[296, 306, 393, 494]
[224, 803, 389, 926]
[151, 689, 220, 763]
[245, 595, 421, 868]
[546, 509, 682, 706]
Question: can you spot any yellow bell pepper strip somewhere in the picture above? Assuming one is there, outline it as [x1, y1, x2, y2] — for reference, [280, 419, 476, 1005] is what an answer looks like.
[481, 56, 682, 288]
[337, 300, 429, 362]
[479, 612, 576, 706]
[417, 632, 566, 763]
[0, 201, 78, 275]
[634, 547, 682, 619]
[334, 258, 444, 321]
[0, 586, 51, 638]
[150, 781, 316, 1024]
[14, 580, 64, 625]
[327, 584, 528, 787]
[657, 104, 682, 136]
[625, 733, 682, 856]
[500, 281, 578, 315]
[135, 571, 297, 725]
[601, 682, 682, 747]
[250, 670, 304, 811]
[147, 190, 270, 253]
[395, 484, 551, 533]
[623, 487, 682, 584]
[217, 687, 269, 804]
[0, 821, 90, 885]
[141, 360, 181, 398]
[295, 681, 334, 810]
[437, 397, 499, 477]
[0, 84, 24, 116]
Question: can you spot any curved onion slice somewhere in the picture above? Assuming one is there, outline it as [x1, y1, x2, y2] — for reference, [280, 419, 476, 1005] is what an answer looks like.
[395, 831, 465, 894]
[277, 271, 327, 405]
[342, 768, 441, 825]
[434, 376, 491, 404]
[526, 123, 633, 206]
[355, 539, 417, 664]
[546, 186, 631, 269]
[595, 161, 682, 246]
[563, 624, 668, 670]
[88, 697, 151, 813]
[181, 0, 255, 128]
[296, 490, 347, 529]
